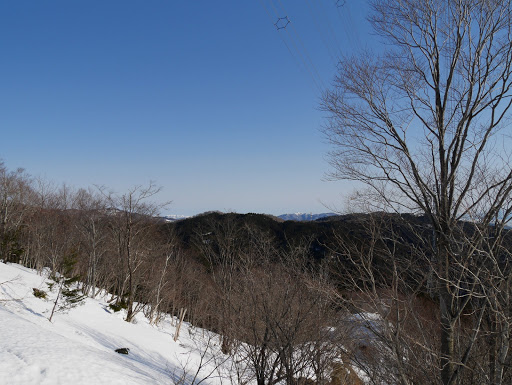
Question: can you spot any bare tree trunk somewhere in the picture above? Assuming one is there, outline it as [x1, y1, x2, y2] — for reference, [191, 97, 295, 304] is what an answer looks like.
[174, 307, 187, 342]
[49, 283, 63, 323]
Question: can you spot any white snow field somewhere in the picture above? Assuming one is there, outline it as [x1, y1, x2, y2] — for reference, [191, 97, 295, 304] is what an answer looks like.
[0, 262, 232, 385]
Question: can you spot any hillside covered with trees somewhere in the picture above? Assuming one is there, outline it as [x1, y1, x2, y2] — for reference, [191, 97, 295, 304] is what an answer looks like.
[3, 157, 512, 384]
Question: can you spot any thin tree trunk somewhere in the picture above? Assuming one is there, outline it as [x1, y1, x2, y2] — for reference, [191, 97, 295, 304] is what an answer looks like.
[49, 282, 63, 323]
[174, 307, 187, 342]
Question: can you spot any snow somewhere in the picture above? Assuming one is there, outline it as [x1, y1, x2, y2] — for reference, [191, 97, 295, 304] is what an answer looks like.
[0, 262, 231, 385]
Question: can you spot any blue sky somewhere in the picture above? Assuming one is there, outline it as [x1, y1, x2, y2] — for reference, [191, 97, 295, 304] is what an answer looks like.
[0, 0, 371, 216]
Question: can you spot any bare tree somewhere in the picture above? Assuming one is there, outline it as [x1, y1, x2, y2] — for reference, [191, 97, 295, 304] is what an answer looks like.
[325, 214, 441, 385]
[0, 161, 34, 263]
[223, 231, 345, 385]
[141, 227, 194, 326]
[24, 184, 79, 274]
[169, 329, 231, 385]
[322, 1, 512, 384]
[194, 214, 246, 354]
[100, 182, 169, 322]
[73, 188, 109, 297]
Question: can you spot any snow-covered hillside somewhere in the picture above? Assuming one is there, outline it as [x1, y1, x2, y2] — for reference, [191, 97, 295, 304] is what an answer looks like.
[0, 262, 232, 385]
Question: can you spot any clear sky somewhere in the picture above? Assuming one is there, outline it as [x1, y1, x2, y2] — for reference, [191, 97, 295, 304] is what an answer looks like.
[0, 0, 372, 216]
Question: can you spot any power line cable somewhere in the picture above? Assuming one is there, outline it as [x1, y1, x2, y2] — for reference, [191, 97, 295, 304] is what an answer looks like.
[304, 0, 339, 66]
[317, 0, 346, 60]
[274, 0, 326, 90]
[335, 0, 361, 51]
[258, 0, 325, 92]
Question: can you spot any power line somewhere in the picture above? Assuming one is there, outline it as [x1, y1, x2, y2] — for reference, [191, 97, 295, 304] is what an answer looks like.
[274, 0, 327, 90]
[335, 0, 361, 50]
[305, 0, 339, 66]
[258, 0, 326, 93]
[305, 0, 347, 66]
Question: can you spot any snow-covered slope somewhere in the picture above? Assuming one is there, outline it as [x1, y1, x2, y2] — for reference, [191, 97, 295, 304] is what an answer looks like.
[0, 262, 230, 385]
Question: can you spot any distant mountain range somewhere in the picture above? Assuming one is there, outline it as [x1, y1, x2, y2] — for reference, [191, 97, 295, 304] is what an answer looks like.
[277, 213, 338, 221]
[163, 212, 337, 222]
[162, 214, 190, 222]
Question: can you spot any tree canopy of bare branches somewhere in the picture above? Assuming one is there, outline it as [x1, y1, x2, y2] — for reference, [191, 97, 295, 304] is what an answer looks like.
[322, 1, 512, 384]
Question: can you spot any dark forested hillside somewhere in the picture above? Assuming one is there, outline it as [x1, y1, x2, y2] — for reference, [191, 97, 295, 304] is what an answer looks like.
[167, 211, 436, 267]
[168, 211, 348, 260]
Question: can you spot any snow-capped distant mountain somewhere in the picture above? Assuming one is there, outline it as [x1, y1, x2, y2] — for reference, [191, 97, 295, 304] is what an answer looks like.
[278, 213, 337, 221]
[162, 214, 190, 222]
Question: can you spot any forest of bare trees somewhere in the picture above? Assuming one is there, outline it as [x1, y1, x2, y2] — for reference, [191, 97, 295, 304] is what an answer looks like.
[8, 149, 512, 385]
[0, 159, 360, 384]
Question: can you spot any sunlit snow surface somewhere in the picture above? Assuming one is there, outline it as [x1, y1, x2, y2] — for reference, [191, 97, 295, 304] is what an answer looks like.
[0, 263, 230, 385]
